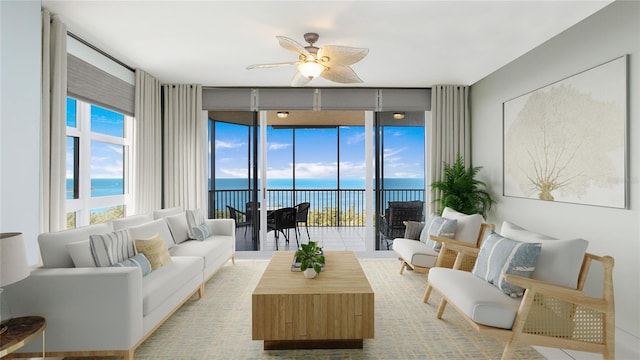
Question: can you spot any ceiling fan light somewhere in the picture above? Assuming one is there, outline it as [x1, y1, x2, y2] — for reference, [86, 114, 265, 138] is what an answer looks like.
[298, 61, 324, 79]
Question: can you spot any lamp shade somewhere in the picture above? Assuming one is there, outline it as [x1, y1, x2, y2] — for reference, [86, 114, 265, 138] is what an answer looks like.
[298, 61, 325, 79]
[0, 233, 30, 287]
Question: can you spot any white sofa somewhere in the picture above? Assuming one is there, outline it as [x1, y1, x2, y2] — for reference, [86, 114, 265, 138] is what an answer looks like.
[5, 207, 235, 360]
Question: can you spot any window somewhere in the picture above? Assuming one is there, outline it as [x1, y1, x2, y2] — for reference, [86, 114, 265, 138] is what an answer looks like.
[65, 97, 132, 228]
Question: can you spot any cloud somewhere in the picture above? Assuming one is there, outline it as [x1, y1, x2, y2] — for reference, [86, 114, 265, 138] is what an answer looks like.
[345, 131, 366, 145]
[268, 142, 291, 151]
[215, 139, 245, 150]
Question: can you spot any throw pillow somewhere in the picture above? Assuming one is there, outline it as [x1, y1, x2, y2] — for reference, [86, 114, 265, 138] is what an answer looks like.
[89, 229, 136, 267]
[472, 232, 542, 297]
[112, 253, 153, 276]
[66, 239, 95, 268]
[420, 215, 457, 251]
[441, 207, 484, 245]
[403, 221, 424, 240]
[166, 213, 191, 244]
[134, 233, 172, 270]
[192, 223, 210, 241]
[186, 208, 205, 239]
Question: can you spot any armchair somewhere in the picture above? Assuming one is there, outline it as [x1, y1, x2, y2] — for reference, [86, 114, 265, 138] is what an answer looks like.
[379, 200, 424, 250]
[424, 222, 615, 360]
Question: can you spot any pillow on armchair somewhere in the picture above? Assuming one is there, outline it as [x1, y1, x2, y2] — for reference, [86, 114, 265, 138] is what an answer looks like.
[420, 214, 457, 251]
[441, 207, 484, 245]
[403, 221, 425, 240]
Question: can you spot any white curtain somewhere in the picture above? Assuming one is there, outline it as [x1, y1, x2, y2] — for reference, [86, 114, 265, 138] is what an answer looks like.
[162, 84, 206, 211]
[40, 10, 67, 232]
[429, 85, 471, 214]
[132, 70, 162, 214]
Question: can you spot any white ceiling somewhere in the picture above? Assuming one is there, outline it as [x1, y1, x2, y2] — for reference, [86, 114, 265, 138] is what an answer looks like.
[42, 0, 613, 88]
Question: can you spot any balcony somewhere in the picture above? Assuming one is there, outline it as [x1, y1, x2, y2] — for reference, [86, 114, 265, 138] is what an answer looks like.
[209, 188, 425, 251]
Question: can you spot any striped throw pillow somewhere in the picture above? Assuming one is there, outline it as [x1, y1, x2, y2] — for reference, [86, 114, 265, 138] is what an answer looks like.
[89, 229, 136, 267]
[112, 253, 153, 276]
[421, 215, 457, 251]
[472, 232, 542, 297]
[186, 209, 205, 239]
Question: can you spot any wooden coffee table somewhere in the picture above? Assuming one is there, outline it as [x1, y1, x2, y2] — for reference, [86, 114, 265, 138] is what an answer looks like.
[252, 251, 374, 350]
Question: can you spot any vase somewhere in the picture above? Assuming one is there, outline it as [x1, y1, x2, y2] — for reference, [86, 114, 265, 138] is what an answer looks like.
[303, 268, 317, 279]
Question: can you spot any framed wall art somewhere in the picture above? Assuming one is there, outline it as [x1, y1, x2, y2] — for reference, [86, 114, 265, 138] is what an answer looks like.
[503, 55, 628, 208]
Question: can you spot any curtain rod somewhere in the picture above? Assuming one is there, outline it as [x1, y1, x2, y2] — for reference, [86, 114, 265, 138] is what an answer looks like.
[67, 31, 135, 72]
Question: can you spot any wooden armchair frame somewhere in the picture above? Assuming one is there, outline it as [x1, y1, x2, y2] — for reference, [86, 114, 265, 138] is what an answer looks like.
[399, 223, 495, 274]
[424, 245, 615, 360]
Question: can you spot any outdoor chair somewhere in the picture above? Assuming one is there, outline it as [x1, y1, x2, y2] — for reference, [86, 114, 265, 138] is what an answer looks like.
[227, 205, 251, 236]
[267, 207, 299, 250]
[424, 221, 615, 360]
[294, 202, 311, 241]
[379, 200, 424, 250]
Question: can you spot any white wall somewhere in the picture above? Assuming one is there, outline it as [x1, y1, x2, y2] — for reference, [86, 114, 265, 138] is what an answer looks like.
[0, 1, 42, 265]
[471, 0, 639, 352]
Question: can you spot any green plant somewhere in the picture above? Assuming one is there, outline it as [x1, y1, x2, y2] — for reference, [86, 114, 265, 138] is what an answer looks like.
[294, 241, 326, 274]
[431, 153, 494, 217]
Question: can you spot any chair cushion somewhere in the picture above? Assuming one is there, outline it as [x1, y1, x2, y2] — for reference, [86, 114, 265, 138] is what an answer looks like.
[421, 214, 457, 251]
[441, 207, 483, 245]
[393, 238, 439, 268]
[472, 232, 541, 297]
[429, 267, 521, 329]
[500, 221, 588, 288]
[403, 221, 424, 240]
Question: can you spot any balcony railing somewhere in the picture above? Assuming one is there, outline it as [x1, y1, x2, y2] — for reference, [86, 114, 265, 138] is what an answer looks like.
[209, 188, 424, 227]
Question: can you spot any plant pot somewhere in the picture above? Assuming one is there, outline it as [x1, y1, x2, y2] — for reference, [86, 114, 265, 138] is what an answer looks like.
[303, 268, 317, 279]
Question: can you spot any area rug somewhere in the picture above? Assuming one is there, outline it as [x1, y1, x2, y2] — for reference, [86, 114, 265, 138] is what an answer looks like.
[71, 258, 544, 359]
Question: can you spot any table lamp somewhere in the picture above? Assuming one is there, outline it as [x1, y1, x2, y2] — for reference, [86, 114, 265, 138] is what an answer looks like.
[0, 232, 30, 335]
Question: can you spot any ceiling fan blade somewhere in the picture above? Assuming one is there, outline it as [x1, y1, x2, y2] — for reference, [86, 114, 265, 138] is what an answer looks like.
[246, 61, 298, 70]
[321, 65, 363, 84]
[291, 71, 312, 87]
[318, 45, 369, 67]
[276, 36, 312, 58]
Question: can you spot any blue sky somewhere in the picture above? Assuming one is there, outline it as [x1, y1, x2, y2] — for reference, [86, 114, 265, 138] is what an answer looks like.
[213, 120, 425, 180]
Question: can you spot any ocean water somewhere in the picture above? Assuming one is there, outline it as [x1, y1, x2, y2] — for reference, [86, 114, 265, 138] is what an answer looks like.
[66, 178, 124, 199]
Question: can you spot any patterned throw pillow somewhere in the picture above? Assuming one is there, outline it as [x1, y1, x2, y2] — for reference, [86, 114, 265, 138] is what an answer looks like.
[192, 223, 210, 241]
[186, 209, 205, 239]
[472, 232, 542, 297]
[420, 215, 457, 251]
[403, 221, 425, 240]
[89, 229, 136, 267]
[112, 253, 153, 276]
[134, 233, 172, 270]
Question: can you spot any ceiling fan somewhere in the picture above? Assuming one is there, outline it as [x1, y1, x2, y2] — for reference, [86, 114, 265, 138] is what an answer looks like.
[246, 33, 369, 87]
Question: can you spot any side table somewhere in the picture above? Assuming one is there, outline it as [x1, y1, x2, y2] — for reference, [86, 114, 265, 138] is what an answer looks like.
[0, 316, 45, 358]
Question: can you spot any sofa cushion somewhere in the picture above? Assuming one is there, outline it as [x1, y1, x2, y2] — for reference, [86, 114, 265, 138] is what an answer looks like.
[441, 207, 483, 245]
[111, 214, 153, 231]
[142, 256, 203, 316]
[429, 267, 521, 329]
[65, 240, 95, 268]
[112, 253, 153, 276]
[403, 221, 424, 240]
[128, 218, 175, 249]
[89, 229, 137, 267]
[472, 232, 541, 297]
[422, 214, 457, 251]
[186, 208, 206, 239]
[500, 221, 588, 288]
[152, 207, 183, 220]
[169, 236, 231, 271]
[166, 213, 190, 244]
[135, 233, 172, 270]
[393, 238, 439, 268]
[39, 222, 114, 268]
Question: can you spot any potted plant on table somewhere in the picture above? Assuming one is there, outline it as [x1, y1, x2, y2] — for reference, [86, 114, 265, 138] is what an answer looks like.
[295, 241, 325, 279]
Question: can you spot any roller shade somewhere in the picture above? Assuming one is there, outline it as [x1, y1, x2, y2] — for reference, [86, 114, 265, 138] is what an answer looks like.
[379, 89, 431, 111]
[318, 88, 378, 110]
[202, 88, 254, 110]
[67, 54, 134, 116]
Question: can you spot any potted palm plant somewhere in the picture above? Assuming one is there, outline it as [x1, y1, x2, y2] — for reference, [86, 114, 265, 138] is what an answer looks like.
[431, 153, 494, 218]
[294, 241, 325, 279]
